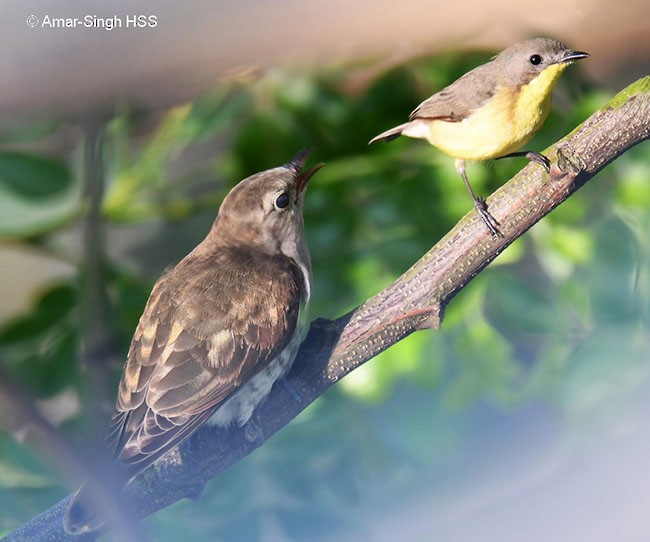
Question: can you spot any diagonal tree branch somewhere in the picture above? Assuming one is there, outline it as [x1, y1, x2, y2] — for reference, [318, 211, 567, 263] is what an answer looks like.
[6, 76, 650, 542]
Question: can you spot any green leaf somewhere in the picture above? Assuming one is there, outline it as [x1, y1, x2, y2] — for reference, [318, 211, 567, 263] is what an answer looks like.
[0, 151, 72, 200]
[0, 283, 79, 397]
[35, 284, 77, 319]
[0, 313, 50, 346]
[0, 189, 79, 238]
[0, 284, 77, 346]
[185, 90, 252, 142]
[0, 456, 52, 489]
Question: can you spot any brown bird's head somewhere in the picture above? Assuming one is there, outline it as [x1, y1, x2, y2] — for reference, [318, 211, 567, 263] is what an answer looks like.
[208, 150, 321, 289]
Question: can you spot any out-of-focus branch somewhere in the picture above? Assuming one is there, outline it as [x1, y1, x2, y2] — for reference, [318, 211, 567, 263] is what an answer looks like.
[0, 365, 141, 542]
[1, 123, 143, 542]
[6, 76, 650, 541]
[79, 123, 114, 376]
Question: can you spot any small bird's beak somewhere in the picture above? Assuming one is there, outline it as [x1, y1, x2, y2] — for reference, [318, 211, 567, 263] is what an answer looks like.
[287, 148, 323, 193]
[560, 50, 590, 64]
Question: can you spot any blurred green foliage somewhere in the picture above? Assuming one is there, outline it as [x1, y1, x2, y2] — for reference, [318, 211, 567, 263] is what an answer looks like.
[0, 49, 648, 540]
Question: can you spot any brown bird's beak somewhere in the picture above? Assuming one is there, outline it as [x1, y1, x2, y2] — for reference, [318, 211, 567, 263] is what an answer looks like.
[287, 148, 324, 193]
[296, 163, 324, 193]
[287, 148, 312, 172]
[560, 50, 590, 63]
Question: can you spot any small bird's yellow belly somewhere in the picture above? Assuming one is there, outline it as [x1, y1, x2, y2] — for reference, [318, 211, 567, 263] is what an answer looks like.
[424, 64, 567, 161]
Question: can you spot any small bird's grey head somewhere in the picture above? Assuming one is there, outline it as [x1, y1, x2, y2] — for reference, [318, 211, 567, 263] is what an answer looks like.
[494, 38, 589, 86]
[210, 150, 321, 265]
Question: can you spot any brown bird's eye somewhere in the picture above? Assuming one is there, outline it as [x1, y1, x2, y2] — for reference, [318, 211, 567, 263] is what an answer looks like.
[529, 54, 542, 65]
[274, 192, 290, 209]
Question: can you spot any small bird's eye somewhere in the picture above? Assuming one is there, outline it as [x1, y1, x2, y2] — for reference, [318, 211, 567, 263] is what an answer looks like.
[529, 54, 542, 65]
[274, 192, 290, 209]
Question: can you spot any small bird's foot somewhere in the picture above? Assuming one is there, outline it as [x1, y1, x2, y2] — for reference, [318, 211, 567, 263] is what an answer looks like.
[525, 151, 551, 173]
[456, 158, 502, 237]
[473, 196, 501, 237]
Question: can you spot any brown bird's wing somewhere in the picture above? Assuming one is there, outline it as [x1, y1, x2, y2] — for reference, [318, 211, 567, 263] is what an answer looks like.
[107, 246, 304, 480]
[409, 61, 498, 122]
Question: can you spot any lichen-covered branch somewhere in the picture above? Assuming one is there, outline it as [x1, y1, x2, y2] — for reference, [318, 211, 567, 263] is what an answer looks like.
[7, 76, 649, 542]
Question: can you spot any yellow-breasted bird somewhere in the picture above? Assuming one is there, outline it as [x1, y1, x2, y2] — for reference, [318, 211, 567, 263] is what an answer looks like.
[63, 150, 321, 535]
[370, 37, 589, 235]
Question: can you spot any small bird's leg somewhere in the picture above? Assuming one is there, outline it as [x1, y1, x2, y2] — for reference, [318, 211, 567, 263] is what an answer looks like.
[496, 151, 550, 173]
[455, 159, 501, 236]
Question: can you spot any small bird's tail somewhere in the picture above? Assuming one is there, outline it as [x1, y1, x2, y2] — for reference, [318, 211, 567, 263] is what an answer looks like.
[368, 122, 411, 144]
[63, 483, 107, 535]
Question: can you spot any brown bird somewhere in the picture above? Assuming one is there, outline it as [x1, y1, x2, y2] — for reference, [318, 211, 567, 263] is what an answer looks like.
[64, 150, 321, 535]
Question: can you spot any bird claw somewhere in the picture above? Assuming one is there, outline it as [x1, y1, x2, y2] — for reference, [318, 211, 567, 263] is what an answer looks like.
[473, 197, 502, 237]
[496, 151, 551, 173]
[525, 152, 551, 173]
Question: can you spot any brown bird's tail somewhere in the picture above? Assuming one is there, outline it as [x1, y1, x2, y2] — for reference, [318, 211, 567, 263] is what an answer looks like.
[368, 122, 412, 144]
[63, 483, 108, 535]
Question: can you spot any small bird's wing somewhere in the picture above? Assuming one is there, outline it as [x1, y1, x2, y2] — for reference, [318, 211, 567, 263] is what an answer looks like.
[107, 246, 304, 480]
[409, 62, 498, 122]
